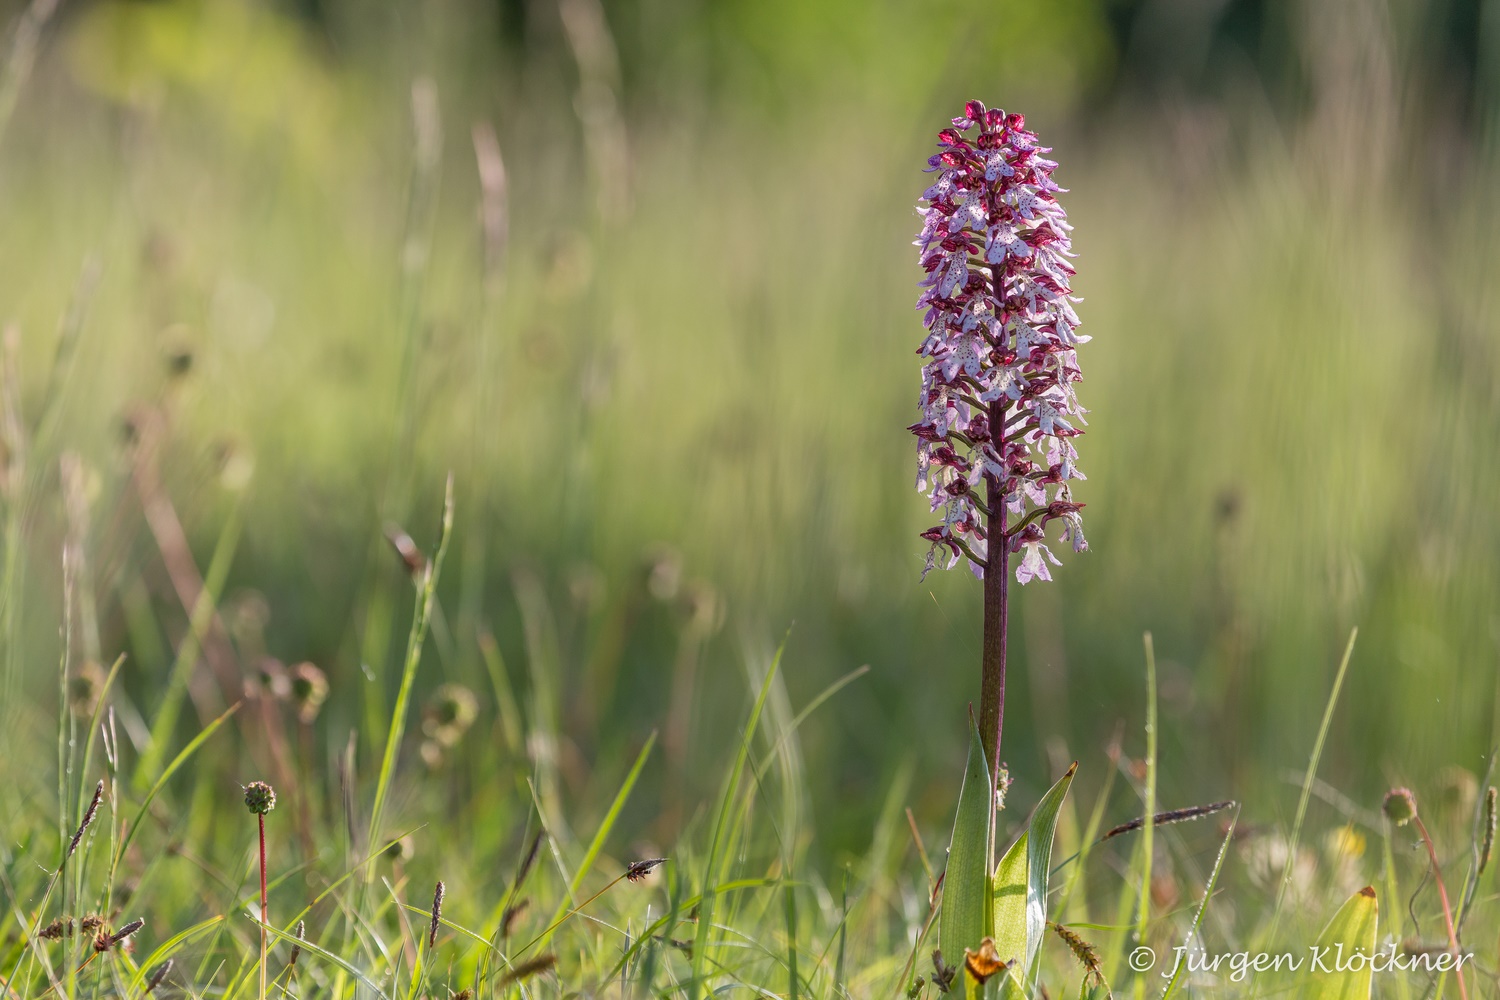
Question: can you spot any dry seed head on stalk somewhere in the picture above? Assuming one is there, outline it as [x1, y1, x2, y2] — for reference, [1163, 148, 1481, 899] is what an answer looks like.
[428, 881, 445, 949]
[66, 780, 104, 860]
[96, 918, 144, 952]
[498, 953, 556, 985]
[513, 829, 544, 888]
[1050, 921, 1104, 987]
[422, 684, 478, 747]
[386, 834, 415, 863]
[38, 918, 73, 940]
[930, 949, 956, 993]
[288, 919, 306, 968]
[145, 959, 173, 994]
[1383, 787, 1418, 827]
[500, 899, 529, 938]
[67, 661, 106, 719]
[1481, 786, 1496, 874]
[289, 662, 329, 723]
[243, 781, 277, 815]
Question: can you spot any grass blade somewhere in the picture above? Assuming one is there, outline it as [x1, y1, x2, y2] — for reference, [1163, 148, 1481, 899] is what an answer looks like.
[1160, 807, 1238, 1000]
[133, 497, 244, 788]
[367, 474, 454, 859]
[1020, 762, 1076, 984]
[1267, 628, 1358, 938]
[1133, 632, 1157, 1000]
[531, 730, 657, 952]
[113, 701, 241, 874]
[691, 644, 782, 1000]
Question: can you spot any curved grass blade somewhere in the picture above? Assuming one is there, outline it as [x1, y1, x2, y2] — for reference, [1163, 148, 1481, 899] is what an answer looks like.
[367, 474, 454, 858]
[255, 916, 391, 1000]
[126, 916, 224, 994]
[1267, 628, 1357, 942]
[691, 646, 781, 1000]
[1160, 806, 1238, 1000]
[1134, 633, 1157, 1000]
[134, 500, 243, 788]
[602, 879, 779, 984]
[112, 701, 241, 874]
[938, 711, 994, 969]
[528, 731, 657, 954]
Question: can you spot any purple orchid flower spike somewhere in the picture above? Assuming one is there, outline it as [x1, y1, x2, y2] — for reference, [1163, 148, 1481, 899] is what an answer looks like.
[910, 100, 1091, 774]
[912, 100, 1088, 586]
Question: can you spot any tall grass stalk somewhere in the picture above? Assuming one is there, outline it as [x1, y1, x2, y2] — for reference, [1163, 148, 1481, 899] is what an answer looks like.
[367, 475, 454, 866]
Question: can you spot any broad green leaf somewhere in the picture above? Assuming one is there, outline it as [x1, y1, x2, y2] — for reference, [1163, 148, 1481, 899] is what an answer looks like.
[991, 832, 1028, 969]
[992, 762, 1077, 986]
[1308, 886, 1378, 1000]
[939, 714, 994, 967]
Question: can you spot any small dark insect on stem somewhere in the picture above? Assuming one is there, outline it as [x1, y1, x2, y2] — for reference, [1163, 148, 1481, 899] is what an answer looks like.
[512, 859, 669, 959]
[624, 858, 667, 883]
[1098, 800, 1237, 843]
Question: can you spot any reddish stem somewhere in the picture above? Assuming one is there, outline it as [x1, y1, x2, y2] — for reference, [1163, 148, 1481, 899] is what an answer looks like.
[1413, 815, 1468, 1000]
[979, 398, 1009, 786]
[258, 813, 268, 1000]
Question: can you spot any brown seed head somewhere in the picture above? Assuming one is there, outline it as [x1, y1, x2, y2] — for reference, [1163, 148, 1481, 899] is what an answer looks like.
[289, 662, 329, 723]
[498, 954, 556, 985]
[145, 959, 173, 994]
[1482, 787, 1497, 875]
[288, 919, 306, 968]
[38, 917, 73, 940]
[428, 881, 445, 949]
[500, 898, 530, 938]
[67, 781, 104, 860]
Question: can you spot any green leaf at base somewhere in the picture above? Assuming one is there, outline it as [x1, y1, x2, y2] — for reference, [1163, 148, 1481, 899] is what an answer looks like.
[1306, 886, 1378, 1000]
[939, 713, 995, 968]
[992, 762, 1078, 988]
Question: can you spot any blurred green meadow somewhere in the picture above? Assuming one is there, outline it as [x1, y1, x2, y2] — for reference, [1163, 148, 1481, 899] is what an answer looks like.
[2, 0, 1500, 995]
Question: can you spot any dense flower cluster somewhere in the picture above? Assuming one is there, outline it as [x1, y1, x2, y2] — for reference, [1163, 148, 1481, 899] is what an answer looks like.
[912, 100, 1089, 584]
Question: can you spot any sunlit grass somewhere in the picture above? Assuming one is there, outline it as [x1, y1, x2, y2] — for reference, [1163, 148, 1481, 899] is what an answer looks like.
[0, 0, 1497, 996]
